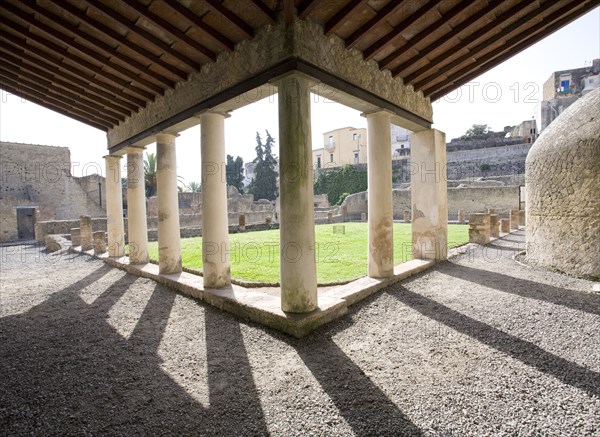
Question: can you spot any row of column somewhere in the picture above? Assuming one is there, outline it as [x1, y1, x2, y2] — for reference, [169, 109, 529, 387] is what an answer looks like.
[104, 73, 448, 315]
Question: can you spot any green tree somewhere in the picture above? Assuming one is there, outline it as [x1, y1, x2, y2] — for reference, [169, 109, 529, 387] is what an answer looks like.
[314, 165, 367, 205]
[461, 124, 493, 139]
[144, 152, 157, 197]
[226, 154, 245, 193]
[249, 130, 278, 201]
[186, 181, 202, 192]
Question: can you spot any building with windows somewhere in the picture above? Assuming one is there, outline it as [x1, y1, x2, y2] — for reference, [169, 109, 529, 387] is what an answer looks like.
[540, 59, 599, 131]
[312, 125, 411, 169]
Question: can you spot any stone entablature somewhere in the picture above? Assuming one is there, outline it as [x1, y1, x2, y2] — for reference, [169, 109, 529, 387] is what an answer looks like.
[107, 19, 432, 150]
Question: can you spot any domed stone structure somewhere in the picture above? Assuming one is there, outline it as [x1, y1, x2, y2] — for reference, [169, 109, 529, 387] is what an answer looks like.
[525, 88, 600, 280]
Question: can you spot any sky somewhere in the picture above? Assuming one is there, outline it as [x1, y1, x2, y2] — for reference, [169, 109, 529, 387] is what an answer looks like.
[0, 7, 598, 185]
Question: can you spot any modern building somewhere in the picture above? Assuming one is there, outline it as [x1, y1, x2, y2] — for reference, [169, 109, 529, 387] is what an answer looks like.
[312, 125, 411, 169]
[540, 59, 599, 131]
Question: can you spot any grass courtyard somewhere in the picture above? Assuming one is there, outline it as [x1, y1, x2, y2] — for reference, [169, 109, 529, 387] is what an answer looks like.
[144, 223, 468, 283]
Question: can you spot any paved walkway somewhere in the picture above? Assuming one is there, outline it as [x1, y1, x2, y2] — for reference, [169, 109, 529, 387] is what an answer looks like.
[1, 231, 598, 435]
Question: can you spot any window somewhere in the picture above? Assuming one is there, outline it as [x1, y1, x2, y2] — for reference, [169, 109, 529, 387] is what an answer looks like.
[330, 153, 334, 163]
[400, 144, 405, 149]
[353, 133, 357, 141]
[328, 136, 334, 146]
[317, 157, 321, 169]
[354, 153, 359, 164]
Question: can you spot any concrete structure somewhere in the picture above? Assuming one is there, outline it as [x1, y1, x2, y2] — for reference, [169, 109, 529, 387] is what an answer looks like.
[200, 111, 231, 289]
[410, 129, 448, 261]
[93, 231, 106, 255]
[489, 214, 500, 238]
[540, 59, 599, 131]
[500, 219, 510, 234]
[104, 156, 125, 257]
[156, 134, 182, 274]
[126, 149, 149, 264]
[367, 111, 393, 278]
[469, 213, 491, 245]
[510, 209, 520, 230]
[526, 89, 600, 280]
[80, 215, 93, 251]
[278, 73, 317, 313]
[312, 124, 412, 170]
[0, 142, 106, 243]
[3, 0, 593, 331]
[70, 228, 80, 247]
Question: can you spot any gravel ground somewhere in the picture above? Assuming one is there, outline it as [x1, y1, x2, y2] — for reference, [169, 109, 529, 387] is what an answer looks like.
[1, 230, 599, 436]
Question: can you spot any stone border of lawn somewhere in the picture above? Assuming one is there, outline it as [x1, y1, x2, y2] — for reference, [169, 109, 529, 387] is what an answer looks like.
[143, 258, 355, 288]
[71, 228, 523, 337]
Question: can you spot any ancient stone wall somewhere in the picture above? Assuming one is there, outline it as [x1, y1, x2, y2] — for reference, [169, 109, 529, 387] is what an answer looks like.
[526, 88, 600, 280]
[0, 142, 106, 242]
[342, 186, 519, 221]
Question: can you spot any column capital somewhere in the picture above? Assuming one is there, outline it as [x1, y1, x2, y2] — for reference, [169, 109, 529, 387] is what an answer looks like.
[270, 70, 320, 88]
[121, 146, 146, 155]
[156, 132, 180, 141]
[103, 154, 122, 161]
[195, 109, 231, 119]
[360, 109, 394, 118]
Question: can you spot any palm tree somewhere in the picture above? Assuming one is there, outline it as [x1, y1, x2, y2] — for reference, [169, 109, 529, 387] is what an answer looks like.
[144, 152, 186, 197]
[186, 181, 202, 192]
[144, 152, 157, 197]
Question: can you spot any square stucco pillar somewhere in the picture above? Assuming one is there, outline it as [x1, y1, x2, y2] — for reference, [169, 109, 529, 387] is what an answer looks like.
[277, 72, 317, 313]
[410, 129, 448, 261]
[200, 111, 231, 288]
[156, 133, 182, 274]
[366, 111, 394, 278]
[104, 155, 125, 257]
[126, 148, 149, 264]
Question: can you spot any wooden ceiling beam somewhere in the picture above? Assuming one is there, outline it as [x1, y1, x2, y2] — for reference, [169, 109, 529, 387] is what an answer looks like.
[46, 0, 188, 80]
[0, 16, 156, 101]
[248, 0, 278, 23]
[203, 0, 254, 38]
[0, 54, 130, 118]
[325, 0, 365, 36]
[0, 40, 144, 111]
[0, 81, 109, 130]
[0, 73, 118, 127]
[403, 0, 538, 84]
[160, 0, 234, 51]
[297, 0, 321, 19]
[345, 0, 408, 48]
[391, 0, 504, 77]
[427, 0, 598, 99]
[10, 1, 173, 91]
[412, 0, 551, 90]
[378, 0, 476, 69]
[126, 0, 216, 62]
[0, 68, 122, 125]
[87, 0, 200, 71]
[363, 0, 442, 61]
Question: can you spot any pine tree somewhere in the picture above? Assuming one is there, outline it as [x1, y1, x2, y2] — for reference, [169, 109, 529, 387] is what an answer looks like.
[226, 154, 244, 193]
[250, 130, 278, 201]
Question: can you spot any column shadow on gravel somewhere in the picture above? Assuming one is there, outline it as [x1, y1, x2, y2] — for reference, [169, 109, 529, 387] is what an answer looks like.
[0, 265, 267, 434]
[294, 339, 422, 436]
[388, 286, 600, 399]
[436, 262, 600, 317]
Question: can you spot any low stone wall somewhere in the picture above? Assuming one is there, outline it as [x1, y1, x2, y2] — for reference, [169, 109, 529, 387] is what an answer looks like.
[342, 185, 520, 221]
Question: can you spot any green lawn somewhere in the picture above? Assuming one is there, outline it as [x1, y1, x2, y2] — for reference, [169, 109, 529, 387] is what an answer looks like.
[143, 223, 468, 283]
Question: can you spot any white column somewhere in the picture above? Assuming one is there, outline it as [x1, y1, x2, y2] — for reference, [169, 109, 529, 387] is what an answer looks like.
[156, 133, 182, 274]
[200, 111, 231, 288]
[410, 129, 448, 261]
[104, 155, 125, 257]
[277, 73, 317, 313]
[126, 148, 148, 264]
[366, 111, 394, 278]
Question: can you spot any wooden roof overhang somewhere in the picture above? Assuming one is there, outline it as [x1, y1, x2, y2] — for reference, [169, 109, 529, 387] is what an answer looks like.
[1, 0, 597, 145]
